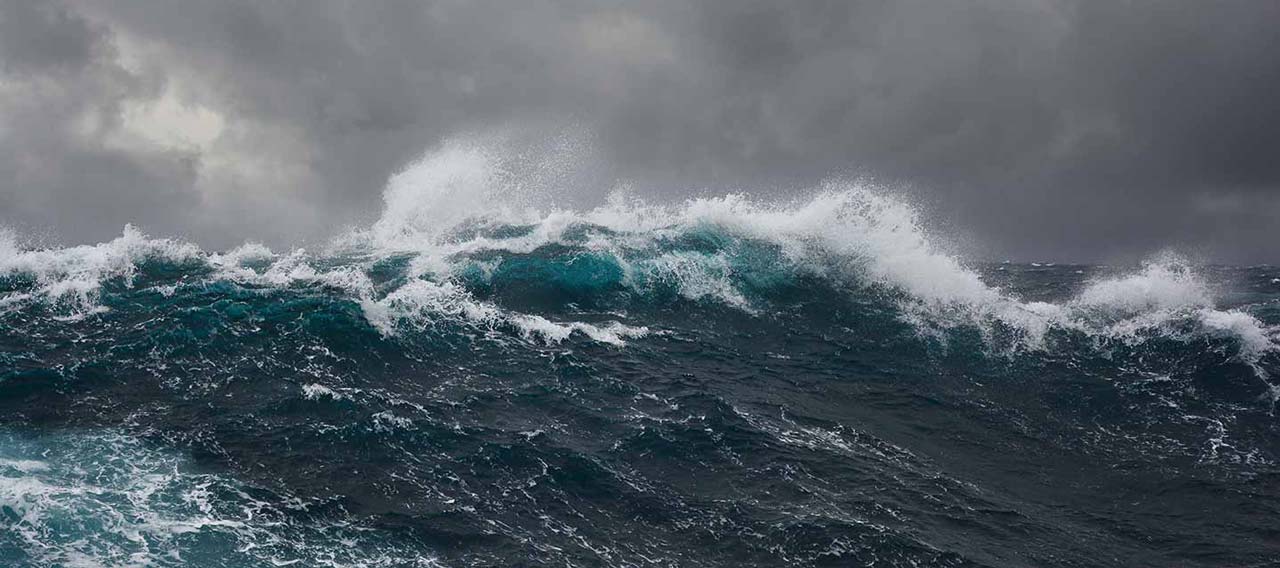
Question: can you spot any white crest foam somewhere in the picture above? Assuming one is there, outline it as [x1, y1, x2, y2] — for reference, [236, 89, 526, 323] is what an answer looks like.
[0, 225, 201, 316]
[350, 136, 1276, 369]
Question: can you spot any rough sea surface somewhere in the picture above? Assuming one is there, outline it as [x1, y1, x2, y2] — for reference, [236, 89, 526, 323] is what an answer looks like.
[2, 144, 1278, 567]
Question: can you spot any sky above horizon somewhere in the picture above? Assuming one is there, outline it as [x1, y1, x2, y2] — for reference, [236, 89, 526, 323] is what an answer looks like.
[1, 0, 1277, 263]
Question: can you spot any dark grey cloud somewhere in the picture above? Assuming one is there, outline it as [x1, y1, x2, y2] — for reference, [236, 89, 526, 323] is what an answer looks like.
[0, 0, 1276, 262]
[0, 1, 198, 242]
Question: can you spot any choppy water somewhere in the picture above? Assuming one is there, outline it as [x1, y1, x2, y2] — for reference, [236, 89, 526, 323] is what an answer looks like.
[1, 142, 1278, 567]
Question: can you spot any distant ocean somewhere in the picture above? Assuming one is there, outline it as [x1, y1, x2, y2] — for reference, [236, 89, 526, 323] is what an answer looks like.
[2, 144, 1277, 567]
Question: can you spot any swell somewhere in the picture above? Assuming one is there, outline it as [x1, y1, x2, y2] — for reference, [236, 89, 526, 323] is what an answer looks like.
[0, 136, 1276, 451]
[2, 194, 1276, 374]
[1, 133, 1275, 361]
[3, 141, 1280, 565]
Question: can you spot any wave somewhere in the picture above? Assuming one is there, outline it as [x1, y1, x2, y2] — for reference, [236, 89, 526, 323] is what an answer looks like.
[345, 137, 1279, 368]
[0, 226, 202, 317]
[1, 137, 1276, 377]
[3, 135, 1279, 566]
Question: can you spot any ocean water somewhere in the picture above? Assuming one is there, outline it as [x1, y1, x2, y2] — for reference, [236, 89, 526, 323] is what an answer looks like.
[1, 144, 1278, 567]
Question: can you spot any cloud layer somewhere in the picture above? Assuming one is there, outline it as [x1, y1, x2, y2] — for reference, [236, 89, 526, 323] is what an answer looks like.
[1, 0, 1277, 261]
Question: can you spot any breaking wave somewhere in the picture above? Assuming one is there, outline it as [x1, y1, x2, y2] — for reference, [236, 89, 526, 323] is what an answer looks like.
[2, 138, 1274, 365]
[2, 134, 1278, 566]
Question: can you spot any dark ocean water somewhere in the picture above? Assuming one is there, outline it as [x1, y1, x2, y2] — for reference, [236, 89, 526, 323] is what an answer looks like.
[1, 169, 1278, 566]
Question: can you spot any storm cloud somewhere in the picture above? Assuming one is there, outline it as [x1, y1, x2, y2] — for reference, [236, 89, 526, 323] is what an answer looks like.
[1, 0, 1277, 261]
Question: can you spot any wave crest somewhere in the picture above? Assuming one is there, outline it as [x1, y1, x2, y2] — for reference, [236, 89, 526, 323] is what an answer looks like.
[1, 137, 1275, 374]
[0, 225, 201, 316]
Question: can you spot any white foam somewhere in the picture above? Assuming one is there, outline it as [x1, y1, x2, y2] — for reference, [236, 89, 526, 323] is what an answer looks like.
[361, 279, 647, 346]
[1059, 258, 1277, 362]
[1073, 256, 1211, 315]
[655, 252, 752, 309]
[365, 136, 551, 253]
[371, 410, 415, 432]
[0, 225, 202, 314]
[301, 383, 344, 401]
[209, 246, 378, 299]
[209, 241, 274, 266]
[508, 314, 649, 346]
[1198, 309, 1276, 360]
[0, 458, 49, 473]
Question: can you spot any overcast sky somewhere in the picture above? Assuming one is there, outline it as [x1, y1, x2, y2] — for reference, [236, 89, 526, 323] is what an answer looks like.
[1, 0, 1277, 262]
